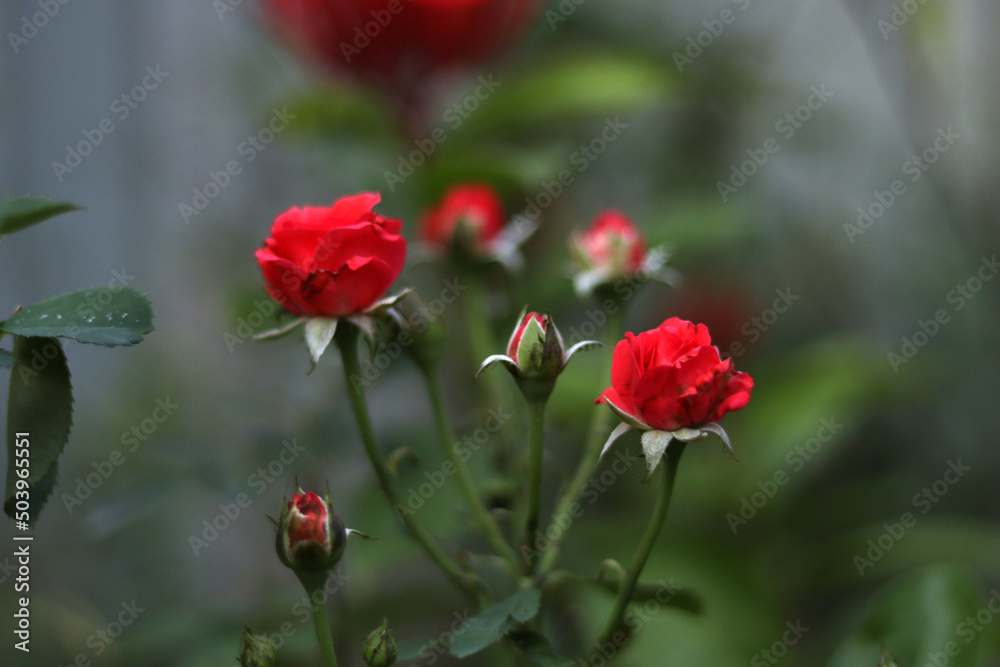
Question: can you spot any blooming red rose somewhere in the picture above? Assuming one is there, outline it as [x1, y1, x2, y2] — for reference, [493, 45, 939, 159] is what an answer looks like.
[262, 0, 541, 94]
[256, 193, 406, 317]
[420, 184, 506, 252]
[276, 491, 347, 572]
[598, 317, 753, 432]
[573, 209, 649, 279]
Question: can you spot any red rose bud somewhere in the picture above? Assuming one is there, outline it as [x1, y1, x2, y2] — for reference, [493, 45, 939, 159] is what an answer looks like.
[362, 617, 398, 667]
[262, 0, 542, 98]
[257, 193, 406, 318]
[276, 491, 347, 573]
[421, 184, 506, 254]
[506, 312, 563, 380]
[571, 210, 678, 297]
[239, 626, 280, 667]
[478, 311, 600, 399]
[597, 318, 753, 472]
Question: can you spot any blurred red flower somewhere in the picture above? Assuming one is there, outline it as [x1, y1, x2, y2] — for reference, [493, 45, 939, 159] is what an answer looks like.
[572, 210, 649, 278]
[262, 0, 542, 95]
[420, 183, 506, 252]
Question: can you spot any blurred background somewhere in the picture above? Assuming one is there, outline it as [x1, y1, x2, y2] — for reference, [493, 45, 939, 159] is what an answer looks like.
[2, 0, 999, 665]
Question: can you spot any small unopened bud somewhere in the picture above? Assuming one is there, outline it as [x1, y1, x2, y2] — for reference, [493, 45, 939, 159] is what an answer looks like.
[275, 489, 347, 574]
[239, 626, 279, 667]
[477, 310, 600, 402]
[508, 312, 565, 380]
[362, 617, 398, 667]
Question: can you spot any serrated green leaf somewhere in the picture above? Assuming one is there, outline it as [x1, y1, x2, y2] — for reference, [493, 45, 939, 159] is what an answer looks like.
[0, 349, 12, 367]
[1, 287, 154, 347]
[4, 336, 73, 524]
[828, 565, 987, 667]
[0, 197, 81, 236]
[449, 588, 542, 658]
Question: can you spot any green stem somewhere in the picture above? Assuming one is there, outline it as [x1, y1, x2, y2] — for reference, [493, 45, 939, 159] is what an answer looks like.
[523, 397, 549, 570]
[462, 270, 518, 487]
[537, 306, 625, 574]
[421, 367, 519, 567]
[303, 575, 339, 667]
[587, 444, 685, 661]
[335, 325, 488, 606]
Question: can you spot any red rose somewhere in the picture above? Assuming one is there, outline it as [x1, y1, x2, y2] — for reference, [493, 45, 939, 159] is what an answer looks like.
[420, 184, 506, 252]
[276, 491, 347, 572]
[257, 193, 406, 317]
[262, 0, 541, 94]
[573, 210, 649, 278]
[598, 317, 753, 432]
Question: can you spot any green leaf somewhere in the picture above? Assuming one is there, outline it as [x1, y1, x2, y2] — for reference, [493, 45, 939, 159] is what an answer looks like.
[828, 565, 987, 667]
[4, 336, 73, 524]
[466, 52, 676, 137]
[1, 287, 154, 347]
[0, 197, 81, 236]
[449, 588, 542, 658]
[0, 349, 12, 367]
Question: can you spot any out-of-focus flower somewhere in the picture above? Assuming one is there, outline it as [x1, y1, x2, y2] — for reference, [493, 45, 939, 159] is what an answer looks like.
[421, 184, 505, 253]
[262, 0, 542, 97]
[570, 209, 679, 297]
[597, 317, 753, 474]
[420, 183, 535, 270]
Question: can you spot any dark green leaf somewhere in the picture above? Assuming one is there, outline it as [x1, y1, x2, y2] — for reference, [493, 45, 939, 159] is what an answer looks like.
[4, 336, 74, 524]
[2, 287, 154, 346]
[0, 349, 12, 367]
[449, 588, 542, 658]
[828, 565, 987, 667]
[0, 197, 81, 236]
